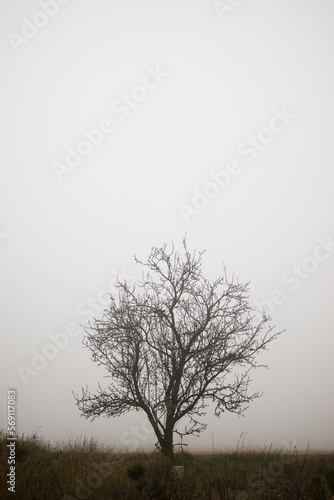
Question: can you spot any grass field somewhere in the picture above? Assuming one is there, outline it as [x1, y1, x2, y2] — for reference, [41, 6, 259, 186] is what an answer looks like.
[1, 429, 334, 499]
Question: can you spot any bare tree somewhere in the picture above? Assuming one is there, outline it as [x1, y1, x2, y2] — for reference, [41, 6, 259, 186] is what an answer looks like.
[74, 239, 282, 460]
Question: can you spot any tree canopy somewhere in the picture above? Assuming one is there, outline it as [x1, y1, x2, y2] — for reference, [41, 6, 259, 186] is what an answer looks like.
[74, 239, 282, 459]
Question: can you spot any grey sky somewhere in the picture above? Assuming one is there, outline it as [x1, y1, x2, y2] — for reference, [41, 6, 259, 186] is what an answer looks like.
[1, 0, 334, 452]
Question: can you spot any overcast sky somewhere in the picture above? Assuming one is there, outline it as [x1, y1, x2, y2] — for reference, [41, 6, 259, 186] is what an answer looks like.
[1, 0, 334, 453]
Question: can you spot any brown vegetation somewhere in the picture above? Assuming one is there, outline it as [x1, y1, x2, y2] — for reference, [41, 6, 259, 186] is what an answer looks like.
[1, 429, 334, 499]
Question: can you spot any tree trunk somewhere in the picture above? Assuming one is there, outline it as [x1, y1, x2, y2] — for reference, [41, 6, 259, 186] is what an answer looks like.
[161, 419, 174, 460]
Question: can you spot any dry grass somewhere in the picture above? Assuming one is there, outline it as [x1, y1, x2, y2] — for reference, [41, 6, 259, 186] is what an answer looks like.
[0, 428, 334, 499]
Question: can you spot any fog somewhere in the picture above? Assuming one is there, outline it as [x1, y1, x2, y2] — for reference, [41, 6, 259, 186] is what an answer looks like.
[1, 0, 334, 453]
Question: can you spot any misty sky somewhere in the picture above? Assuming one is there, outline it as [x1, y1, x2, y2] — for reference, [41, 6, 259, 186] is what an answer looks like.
[1, 0, 334, 452]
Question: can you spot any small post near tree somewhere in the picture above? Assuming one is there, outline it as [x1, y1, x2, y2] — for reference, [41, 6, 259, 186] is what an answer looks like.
[74, 239, 282, 460]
